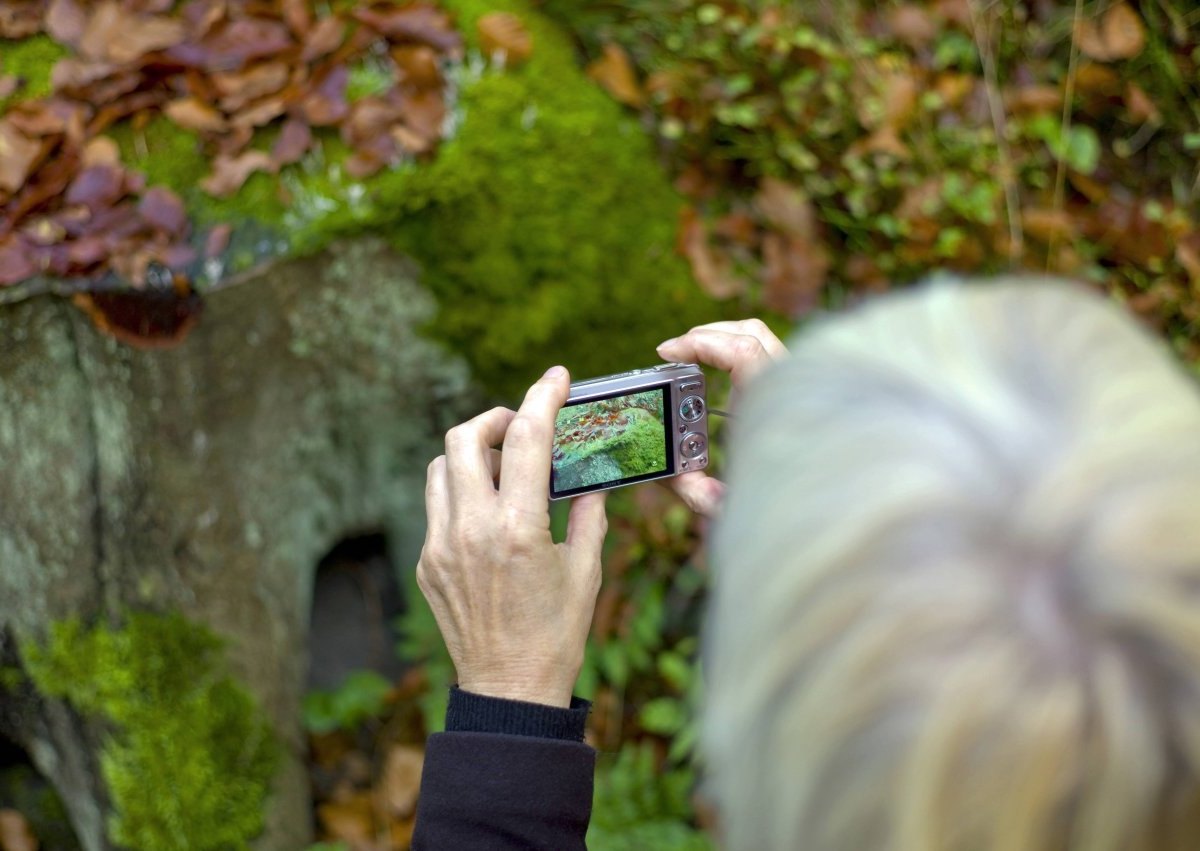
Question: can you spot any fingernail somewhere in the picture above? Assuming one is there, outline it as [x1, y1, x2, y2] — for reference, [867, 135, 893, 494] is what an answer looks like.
[657, 337, 677, 350]
[543, 365, 567, 379]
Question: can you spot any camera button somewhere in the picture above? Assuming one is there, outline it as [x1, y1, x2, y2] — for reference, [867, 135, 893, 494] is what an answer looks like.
[680, 433, 707, 459]
[679, 395, 705, 423]
[681, 460, 689, 469]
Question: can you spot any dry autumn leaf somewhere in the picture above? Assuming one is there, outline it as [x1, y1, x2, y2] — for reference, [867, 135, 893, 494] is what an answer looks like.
[200, 150, 273, 197]
[586, 43, 644, 108]
[0, 808, 38, 851]
[678, 206, 746, 299]
[1075, 2, 1145, 62]
[164, 97, 229, 133]
[0, 119, 43, 193]
[478, 12, 533, 65]
[377, 744, 424, 819]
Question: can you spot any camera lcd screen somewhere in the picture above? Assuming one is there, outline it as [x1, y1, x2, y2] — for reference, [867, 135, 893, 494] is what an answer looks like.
[551, 386, 672, 497]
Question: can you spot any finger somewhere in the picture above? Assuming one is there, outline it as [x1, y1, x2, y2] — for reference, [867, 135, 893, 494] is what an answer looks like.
[656, 328, 776, 389]
[444, 406, 516, 503]
[667, 471, 727, 517]
[486, 448, 502, 484]
[500, 366, 571, 514]
[668, 318, 788, 357]
[565, 491, 608, 555]
[424, 455, 450, 541]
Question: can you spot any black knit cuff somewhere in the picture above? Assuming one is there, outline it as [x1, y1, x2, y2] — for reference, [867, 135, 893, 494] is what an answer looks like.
[445, 686, 590, 742]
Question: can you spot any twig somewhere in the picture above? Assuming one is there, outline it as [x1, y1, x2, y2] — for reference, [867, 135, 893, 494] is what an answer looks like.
[1047, 0, 1086, 271]
[968, 0, 1024, 263]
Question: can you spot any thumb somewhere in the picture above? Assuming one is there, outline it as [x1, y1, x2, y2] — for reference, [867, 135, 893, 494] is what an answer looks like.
[565, 491, 608, 556]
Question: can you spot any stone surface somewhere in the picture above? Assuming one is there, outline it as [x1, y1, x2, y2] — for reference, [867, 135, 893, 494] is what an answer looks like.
[0, 238, 477, 850]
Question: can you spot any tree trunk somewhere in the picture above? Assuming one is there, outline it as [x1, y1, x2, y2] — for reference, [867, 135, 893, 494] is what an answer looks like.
[0, 238, 478, 849]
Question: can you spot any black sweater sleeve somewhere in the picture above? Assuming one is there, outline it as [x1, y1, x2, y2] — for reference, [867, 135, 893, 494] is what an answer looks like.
[411, 688, 596, 850]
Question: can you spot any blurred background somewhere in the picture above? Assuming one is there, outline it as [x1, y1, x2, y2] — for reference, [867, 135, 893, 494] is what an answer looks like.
[0, 0, 1197, 848]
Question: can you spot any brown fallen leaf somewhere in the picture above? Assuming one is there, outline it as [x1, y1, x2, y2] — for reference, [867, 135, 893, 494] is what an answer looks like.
[754, 178, 818, 240]
[167, 17, 293, 68]
[586, 43, 644, 108]
[138, 186, 188, 236]
[677, 207, 746, 299]
[377, 744, 424, 819]
[0, 75, 19, 100]
[317, 793, 375, 843]
[478, 12, 533, 65]
[0, 808, 38, 851]
[1075, 2, 1145, 62]
[164, 97, 229, 133]
[886, 4, 937, 49]
[301, 15, 347, 63]
[270, 117, 312, 167]
[0, 120, 45, 193]
[80, 2, 186, 64]
[761, 231, 829, 318]
[1022, 208, 1076, 243]
[392, 45, 441, 89]
[204, 222, 233, 258]
[281, 0, 311, 36]
[0, 237, 38, 286]
[1124, 83, 1159, 124]
[200, 149, 273, 197]
[82, 135, 121, 167]
[213, 61, 290, 111]
[1177, 232, 1200, 288]
[302, 65, 350, 126]
[353, 3, 460, 52]
[228, 97, 287, 129]
[64, 164, 127, 210]
[45, 0, 87, 46]
[0, 2, 42, 38]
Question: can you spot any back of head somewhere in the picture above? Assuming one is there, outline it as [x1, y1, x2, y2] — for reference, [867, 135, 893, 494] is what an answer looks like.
[705, 277, 1200, 851]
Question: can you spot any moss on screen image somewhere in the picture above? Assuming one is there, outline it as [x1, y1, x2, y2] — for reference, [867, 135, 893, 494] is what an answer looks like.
[552, 390, 667, 491]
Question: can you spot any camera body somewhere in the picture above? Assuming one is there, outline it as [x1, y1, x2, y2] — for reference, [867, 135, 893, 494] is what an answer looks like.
[550, 363, 709, 500]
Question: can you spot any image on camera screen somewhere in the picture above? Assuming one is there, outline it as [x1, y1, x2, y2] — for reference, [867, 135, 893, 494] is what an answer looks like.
[552, 388, 668, 494]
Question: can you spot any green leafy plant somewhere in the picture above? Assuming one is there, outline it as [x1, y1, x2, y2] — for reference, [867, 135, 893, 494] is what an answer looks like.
[302, 670, 393, 734]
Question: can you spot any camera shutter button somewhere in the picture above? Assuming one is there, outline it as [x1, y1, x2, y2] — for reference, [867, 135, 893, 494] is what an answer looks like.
[680, 432, 707, 459]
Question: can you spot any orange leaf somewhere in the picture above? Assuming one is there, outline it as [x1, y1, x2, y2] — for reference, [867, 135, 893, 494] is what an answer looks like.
[478, 12, 533, 65]
[754, 177, 818, 239]
[1075, 2, 1145, 62]
[164, 97, 228, 133]
[0, 808, 38, 851]
[0, 119, 43, 193]
[200, 150, 273, 197]
[317, 793, 375, 844]
[586, 43, 644, 108]
[377, 745, 424, 819]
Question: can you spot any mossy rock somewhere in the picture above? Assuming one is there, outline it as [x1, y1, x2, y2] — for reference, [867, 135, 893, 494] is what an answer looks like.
[6, 0, 726, 397]
[22, 612, 279, 850]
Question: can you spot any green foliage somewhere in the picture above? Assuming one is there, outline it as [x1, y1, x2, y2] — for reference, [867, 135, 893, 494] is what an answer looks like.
[22, 612, 279, 850]
[587, 741, 713, 851]
[302, 670, 393, 734]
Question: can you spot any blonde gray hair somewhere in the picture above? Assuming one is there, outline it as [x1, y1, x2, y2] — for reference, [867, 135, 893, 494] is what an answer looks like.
[705, 278, 1200, 851]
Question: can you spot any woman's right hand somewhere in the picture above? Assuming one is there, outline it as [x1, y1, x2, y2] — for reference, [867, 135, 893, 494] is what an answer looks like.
[656, 318, 788, 517]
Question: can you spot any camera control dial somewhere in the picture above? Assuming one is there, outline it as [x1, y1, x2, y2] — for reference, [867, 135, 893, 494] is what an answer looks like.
[679, 396, 705, 422]
[680, 432, 707, 459]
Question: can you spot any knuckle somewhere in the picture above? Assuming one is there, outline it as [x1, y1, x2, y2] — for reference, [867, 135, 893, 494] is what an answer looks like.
[505, 414, 545, 446]
[444, 423, 470, 450]
[426, 455, 446, 478]
[746, 317, 770, 336]
[735, 334, 765, 360]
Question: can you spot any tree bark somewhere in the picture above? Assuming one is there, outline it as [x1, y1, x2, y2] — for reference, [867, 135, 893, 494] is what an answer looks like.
[0, 238, 478, 849]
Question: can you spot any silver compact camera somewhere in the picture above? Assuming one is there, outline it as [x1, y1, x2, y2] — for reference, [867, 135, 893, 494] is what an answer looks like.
[550, 363, 709, 500]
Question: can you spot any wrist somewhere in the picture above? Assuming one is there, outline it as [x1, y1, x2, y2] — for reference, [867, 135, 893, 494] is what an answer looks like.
[457, 671, 576, 709]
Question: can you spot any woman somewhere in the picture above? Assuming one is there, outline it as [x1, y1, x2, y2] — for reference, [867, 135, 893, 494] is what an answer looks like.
[413, 277, 1200, 850]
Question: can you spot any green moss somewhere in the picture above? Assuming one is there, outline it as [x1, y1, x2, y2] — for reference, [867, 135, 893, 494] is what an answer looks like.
[0, 35, 66, 107]
[284, 0, 727, 396]
[22, 612, 279, 851]
[6, 0, 723, 396]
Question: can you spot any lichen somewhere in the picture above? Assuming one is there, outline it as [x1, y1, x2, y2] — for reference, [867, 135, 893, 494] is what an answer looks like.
[21, 611, 279, 851]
